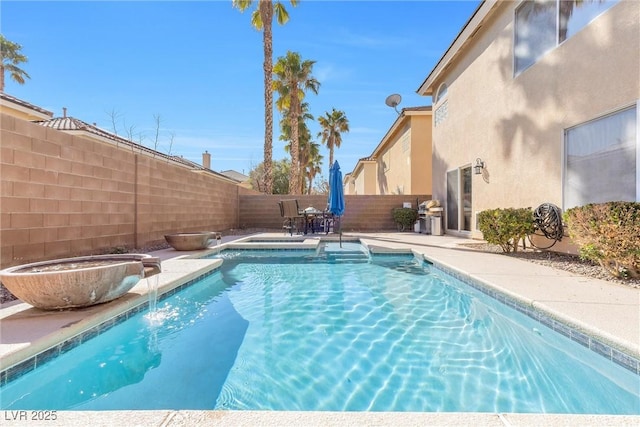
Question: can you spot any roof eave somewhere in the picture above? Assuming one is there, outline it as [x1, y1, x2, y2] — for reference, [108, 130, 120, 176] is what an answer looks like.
[417, 0, 498, 96]
[0, 94, 54, 120]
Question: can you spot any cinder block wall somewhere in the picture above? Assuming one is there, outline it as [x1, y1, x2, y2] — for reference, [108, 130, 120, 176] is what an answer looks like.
[1, 112, 433, 269]
[240, 194, 430, 231]
[0, 113, 239, 268]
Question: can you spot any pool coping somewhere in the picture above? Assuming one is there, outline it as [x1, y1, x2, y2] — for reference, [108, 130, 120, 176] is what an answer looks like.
[421, 254, 640, 374]
[1, 409, 639, 426]
[1, 232, 639, 424]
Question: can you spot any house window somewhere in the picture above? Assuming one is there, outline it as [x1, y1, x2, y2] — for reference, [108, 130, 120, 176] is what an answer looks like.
[401, 128, 410, 153]
[559, 0, 618, 42]
[435, 100, 448, 127]
[514, 0, 618, 74]
[514, 0, 556, 74]
[564, 104, 638, 209]
[435, 83, 448, 104]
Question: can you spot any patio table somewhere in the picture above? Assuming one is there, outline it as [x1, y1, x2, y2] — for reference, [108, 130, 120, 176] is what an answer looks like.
[300, 207, 324, 234]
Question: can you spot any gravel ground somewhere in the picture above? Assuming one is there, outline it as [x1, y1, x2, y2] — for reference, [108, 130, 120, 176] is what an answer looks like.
[458, 242, 640, 289]
[1, 236, 638, 304]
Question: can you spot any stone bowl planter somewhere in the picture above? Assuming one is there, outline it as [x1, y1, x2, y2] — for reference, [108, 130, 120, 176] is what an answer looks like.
[0, 254, 161, 310]
[164, 232, 219, 251]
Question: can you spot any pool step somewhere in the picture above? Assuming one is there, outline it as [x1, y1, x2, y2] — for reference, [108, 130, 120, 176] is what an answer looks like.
[324, 250, 370, 264]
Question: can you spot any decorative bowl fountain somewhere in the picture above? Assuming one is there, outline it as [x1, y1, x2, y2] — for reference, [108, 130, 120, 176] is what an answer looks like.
[164, 231, 220, 251]
[0, 254, 161, 310]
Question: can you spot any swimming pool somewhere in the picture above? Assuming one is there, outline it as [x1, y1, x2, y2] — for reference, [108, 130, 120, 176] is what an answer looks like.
[1, 243, 639, 413]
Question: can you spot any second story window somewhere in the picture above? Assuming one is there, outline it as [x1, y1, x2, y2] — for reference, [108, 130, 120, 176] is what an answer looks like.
[435, 83, 448, 104]
[514, 0, 618, 75]
[434, 83, 449, 127]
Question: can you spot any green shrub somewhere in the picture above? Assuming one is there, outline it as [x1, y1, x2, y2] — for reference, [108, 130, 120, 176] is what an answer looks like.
[564, 202, 640, 279]
[477, 208, 535, 253]
[392, 207, 418, 231]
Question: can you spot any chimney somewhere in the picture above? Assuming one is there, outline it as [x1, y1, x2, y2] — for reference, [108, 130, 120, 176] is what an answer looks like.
[202, 151, 211, 169]
[62, 107, 67, 118]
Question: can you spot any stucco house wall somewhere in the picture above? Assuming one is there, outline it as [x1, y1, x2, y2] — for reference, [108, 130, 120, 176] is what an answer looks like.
[346, 108, 433, 196]
[410, 114, 432, 195]
[419, 0, 639, 243]
[347, 159, 376, 195]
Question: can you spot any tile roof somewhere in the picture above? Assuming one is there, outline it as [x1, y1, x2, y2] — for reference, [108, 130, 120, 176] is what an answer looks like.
[358, 156, 377, 162]
[401, 106, 432, 113]
[220, 170, 249, 182]
[0, 92, 54, 118]
[33, 116, 237, 182]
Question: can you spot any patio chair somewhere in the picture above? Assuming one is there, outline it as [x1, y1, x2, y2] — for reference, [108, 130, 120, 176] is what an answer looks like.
[280, 199, 303, 235]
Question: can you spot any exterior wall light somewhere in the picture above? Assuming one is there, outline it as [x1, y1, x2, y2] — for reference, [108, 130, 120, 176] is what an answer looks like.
[474, 158, 485, 175]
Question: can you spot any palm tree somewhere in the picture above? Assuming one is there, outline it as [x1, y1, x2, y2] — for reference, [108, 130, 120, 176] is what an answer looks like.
[232, 0, 298, 195]
[280, 102, 314, 194]
[302, 141, 323, 194]
[273, 51, 320, 194]
[0, 35, 30, 92]
[318, 108, 349, 169]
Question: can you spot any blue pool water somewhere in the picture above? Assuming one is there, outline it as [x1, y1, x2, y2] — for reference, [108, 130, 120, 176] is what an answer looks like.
[1, 244, 639, 413]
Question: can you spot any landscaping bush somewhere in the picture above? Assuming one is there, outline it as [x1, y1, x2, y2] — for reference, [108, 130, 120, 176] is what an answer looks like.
[392, 207, 418, 231]
[563, 201, 640, 279]
[477, 208, 535, 253]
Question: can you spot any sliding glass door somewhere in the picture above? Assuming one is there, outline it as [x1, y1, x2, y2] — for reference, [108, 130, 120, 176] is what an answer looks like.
[446, 166, 473, 233]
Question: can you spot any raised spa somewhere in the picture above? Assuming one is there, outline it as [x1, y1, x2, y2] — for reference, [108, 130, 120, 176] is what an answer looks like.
[0, 254, 161, 310]
[164, 232, 220, 251]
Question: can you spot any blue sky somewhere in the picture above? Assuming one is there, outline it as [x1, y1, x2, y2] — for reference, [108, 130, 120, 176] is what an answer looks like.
[2, 0, 480, 180]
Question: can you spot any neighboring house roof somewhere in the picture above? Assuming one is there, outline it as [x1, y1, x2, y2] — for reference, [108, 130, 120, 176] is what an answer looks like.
[220, 170, 249, 182]
[0, 92, 54, 120]
[417, 0, 495, 95]
[34, 116, 238, 183]
[351, 156, 377, 176]
[399, 106, 433, 113]
[358, 156, 377, 162]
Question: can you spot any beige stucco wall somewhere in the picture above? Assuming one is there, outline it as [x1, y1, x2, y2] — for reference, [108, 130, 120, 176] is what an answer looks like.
[427, 0, 639, 241]
[351, 161, 377, 195]
[348, 112, 433, 196]
[410, 115, 432, 195]
[379, 124, 410, 195]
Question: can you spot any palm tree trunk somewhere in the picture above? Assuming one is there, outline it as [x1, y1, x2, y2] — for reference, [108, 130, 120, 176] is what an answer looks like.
[289, 112, 300, 194]
[329, 146, 334, 169]
[260, 0, 274, 194]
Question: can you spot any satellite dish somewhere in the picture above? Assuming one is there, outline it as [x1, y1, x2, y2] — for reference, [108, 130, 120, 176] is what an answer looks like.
[385, 94, 402, 114]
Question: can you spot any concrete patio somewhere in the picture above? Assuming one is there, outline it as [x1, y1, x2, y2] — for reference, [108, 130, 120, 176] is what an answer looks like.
[1, 232, 638, 426]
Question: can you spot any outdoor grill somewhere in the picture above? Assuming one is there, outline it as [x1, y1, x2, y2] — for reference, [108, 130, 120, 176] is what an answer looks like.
[417, 200, 444, 235]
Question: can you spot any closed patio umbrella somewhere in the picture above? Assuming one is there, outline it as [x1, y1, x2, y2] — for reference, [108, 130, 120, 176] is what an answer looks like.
[328, 160, 344, 215]
[328, 160, 344, 246]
